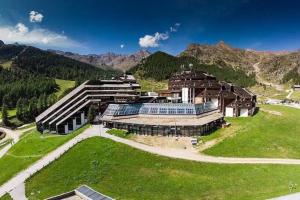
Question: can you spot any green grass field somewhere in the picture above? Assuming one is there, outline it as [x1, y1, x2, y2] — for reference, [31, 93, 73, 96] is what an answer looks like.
[0, 125, 89, 185]
[26, 137, 300, 200]
[204, 105, 300, 158]
[55, 79, 75, 98]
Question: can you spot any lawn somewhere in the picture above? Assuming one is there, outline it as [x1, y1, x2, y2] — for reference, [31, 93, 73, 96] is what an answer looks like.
[55, 79, 75, 98]
[204, 105, 300, 158]
[26, 137, 300, 200]
[0, 125, 89, 185]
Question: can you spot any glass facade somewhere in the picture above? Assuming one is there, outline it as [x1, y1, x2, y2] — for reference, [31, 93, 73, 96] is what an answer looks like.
[103, 102, 217, 116]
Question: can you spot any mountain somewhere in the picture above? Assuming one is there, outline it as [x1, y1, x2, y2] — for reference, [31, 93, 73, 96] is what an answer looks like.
[0, 43, 116, 81]
[180, 41, 299, 84]
[0, 40, 4, 47]
[130, 51, 256, 87]
[50, 49, 151, 71]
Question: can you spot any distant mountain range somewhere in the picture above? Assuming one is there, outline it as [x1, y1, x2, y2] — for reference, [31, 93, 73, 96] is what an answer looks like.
[2, 39, 300, 85]
[49, 49, 151, 71]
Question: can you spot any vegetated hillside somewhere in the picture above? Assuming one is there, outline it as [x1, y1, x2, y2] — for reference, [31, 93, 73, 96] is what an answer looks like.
[0, 67, 57, 107]
[0, 42, 117, 126]
[50, 49, 151, 71]
[130, 51, 256, 87]
[13, 46, 116, 81]
[261, 52, 300, 84]
[180, 41, 300, 84]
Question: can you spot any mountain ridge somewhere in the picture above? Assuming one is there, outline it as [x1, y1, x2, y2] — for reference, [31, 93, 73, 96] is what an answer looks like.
[180, 42, 300, 84]
[49, 49, 151, 71]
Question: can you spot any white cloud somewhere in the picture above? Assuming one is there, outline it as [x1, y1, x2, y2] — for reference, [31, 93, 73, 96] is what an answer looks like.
[139, 32, 169, 48]
[15, 23, 28, 34]
[0, 23, 79, 48]
[29, 11, 44, 23]
[170, 23, 181, 32]
[120, 44, 125, 48]
[139, 23, 180, 48]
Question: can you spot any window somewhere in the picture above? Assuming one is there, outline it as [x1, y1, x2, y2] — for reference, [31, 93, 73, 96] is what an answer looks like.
[168, 108, 177, 114]
[177, 108, 185, 114]
[186, 108, 194, 114]
[150, 107, 158, 114]
[159, 108, 167, 114]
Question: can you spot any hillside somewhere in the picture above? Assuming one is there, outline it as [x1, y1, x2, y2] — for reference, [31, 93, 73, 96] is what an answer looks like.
[130, 51, 256, 87]
[51, 49, 151, 71]
[0, 42, 117, 125]
[181, 42, 300, 84]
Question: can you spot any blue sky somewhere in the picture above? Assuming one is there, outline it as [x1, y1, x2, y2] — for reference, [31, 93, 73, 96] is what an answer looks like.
[0, 0, 300, 55]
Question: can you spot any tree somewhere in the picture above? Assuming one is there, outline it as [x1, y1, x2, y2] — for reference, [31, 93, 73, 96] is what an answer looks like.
[87, 104, 98, 123]
[1, 103, 9, 126]
[16, 98, 24, 120]
[28, 97, 38, 121]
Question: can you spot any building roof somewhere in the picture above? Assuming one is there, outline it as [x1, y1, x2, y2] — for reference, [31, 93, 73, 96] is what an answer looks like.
[102, 111, 223, 126]
[46, 185, 113, 200]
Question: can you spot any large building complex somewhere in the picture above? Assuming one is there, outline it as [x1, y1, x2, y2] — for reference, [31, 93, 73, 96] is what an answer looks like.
[36, 70, 256, 135]
[36, 75, 140, 134]
[162, 70, 256, 117]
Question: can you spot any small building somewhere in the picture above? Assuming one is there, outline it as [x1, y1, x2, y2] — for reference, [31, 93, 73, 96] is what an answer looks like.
[46, 185, 113, 200]
[293, 85, 300, 91]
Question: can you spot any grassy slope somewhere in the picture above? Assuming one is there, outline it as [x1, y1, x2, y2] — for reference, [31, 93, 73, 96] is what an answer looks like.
[138, 78, 168, 92]
[249, 85, 288, 102]
[55, 79, 75, 98]
[26, 137, 300, 200]
[204, 105, 300, 158]
[0, 125, 89, 185]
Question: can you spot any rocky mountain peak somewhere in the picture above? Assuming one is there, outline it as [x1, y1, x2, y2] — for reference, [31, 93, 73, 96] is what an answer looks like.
[216, 41, 232, 49]
[0, 40, 4, 46]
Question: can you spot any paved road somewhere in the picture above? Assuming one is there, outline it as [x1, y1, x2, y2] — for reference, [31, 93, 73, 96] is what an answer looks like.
[0, 126, 99, 198]
[271, 192, 300, 200]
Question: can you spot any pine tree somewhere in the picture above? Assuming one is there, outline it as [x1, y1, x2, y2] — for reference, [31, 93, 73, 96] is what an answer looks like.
[16, 98, 23, 120]
[1, 103, 9, 126]
[87, 105, 97, 123]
